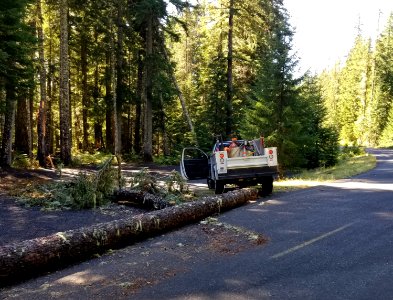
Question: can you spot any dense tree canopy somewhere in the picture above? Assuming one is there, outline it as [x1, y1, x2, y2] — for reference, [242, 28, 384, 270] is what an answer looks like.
[319, 13, 393, 147]
[0, 0, 392, 171]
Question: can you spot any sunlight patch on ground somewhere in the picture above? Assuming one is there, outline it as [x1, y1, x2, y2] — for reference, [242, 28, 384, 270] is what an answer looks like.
[263, 199, 287, 205]
[275, 180, 393, 191]
[374, 212, 393, 220]
[275, 180, 324, 188]
[324, 182, 393, 191]
[188, 182, 208, 188]
[56, 271, 106, 285]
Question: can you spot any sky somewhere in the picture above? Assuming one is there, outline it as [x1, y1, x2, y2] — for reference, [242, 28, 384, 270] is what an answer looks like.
[284, 0, 393, 74]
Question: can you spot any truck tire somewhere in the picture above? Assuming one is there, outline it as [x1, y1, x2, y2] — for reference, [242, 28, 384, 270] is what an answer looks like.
[207, 178, 215, 190]
[214, 180, 225, 194]
[260, 176, 273, 196]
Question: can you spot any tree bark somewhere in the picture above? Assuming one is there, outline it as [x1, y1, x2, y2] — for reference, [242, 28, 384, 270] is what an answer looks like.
[113, 189, 170, 210]
[159, 93, 170, 156]
[46, 21, 55, 155]
[0, 188, 258, 286]
[159, 37, 197, 146]
[81, 32, 89, 151]
[134, 49, 143, 155]
[105, 50, 114, 153]
[15, 96, 31, 155]
[93, 57, 103, 149]
[36, 0, 48, 167]
[0, 85, 17, 168]
[59, 0, 71, 165]
[114, 0, 124, 155]
[143, 13, 153, 162]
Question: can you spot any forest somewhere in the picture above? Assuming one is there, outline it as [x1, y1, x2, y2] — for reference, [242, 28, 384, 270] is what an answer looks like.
[0, 0, 392, 171]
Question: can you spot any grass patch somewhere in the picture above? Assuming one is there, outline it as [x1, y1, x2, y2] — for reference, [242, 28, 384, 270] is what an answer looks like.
[275, 154, 376, 192]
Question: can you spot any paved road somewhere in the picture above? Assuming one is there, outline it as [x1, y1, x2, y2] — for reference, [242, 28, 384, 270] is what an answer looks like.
[139, 148, 393, 299]
[2, 149, 393, 299]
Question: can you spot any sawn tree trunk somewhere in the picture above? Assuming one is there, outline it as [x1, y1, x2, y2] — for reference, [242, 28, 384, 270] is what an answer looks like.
[0, 189, 258, 286]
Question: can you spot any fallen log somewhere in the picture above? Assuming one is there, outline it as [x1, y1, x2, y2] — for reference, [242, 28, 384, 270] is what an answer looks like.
[113, 189, 171, 210]
[0, 188, 258, 287]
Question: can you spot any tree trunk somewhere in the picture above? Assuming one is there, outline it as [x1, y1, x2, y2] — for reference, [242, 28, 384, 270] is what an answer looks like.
[15, 96, 30, 155]
[59, 0, 71, 165]
[81, 32, 89, 151]
[94, 123, 103, 149]
[46, 22, 55, 155]
[46, 64, 55, 155]
[36, 0, 48, 167]
[113, 189, 170, 210]
[93, 60, 103, 149]
[159, 37, 197, 146]
[105, 50, 114, 153]
[28, 88, 35, 158]
[159, 93, 170, 156]
[143, 13, 153, 162]
[0, 85, 17, 168]
[226, 0, 234, 138]
[0, 188, 258, 286]
[0, 78, 4, 139]
[134, 50, 143, 155]
[114, 0, 124, 155]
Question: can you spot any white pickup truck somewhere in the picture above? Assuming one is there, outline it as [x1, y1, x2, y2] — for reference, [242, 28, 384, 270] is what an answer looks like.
[180, 138, 278, 195]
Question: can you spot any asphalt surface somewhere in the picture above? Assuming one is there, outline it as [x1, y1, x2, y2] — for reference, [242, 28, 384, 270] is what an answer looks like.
[136, 148, 393, 299]
[2, 148, 393, 299]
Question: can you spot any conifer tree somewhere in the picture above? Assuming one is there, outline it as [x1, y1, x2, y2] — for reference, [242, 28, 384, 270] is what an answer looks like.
[59, 0, 71, 165]
[0, 0, 35, 167]
[241, 0, 303, 171]
[336, 35, 370, 145]
[375, 13, 393, 146]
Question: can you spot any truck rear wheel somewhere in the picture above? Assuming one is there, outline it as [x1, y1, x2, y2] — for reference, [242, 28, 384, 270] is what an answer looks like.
[207, 178, 215, 190]
[260, 176, 273, 196]
[214, 180, 225, 194]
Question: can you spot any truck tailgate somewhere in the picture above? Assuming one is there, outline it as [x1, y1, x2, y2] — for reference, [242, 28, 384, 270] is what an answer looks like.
[227, 156, 268, 169]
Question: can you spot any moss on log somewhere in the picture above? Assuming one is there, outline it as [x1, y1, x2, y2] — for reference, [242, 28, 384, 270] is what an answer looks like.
[0, 188, 258, 286]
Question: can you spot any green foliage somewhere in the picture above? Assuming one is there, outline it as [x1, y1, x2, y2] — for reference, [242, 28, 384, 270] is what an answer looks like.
[3, 0, 389, 174]
[153, 155, 180, 165]
[339, 145, 365, 160]
[11, 153, 40, 169]
[379, 104, 393, 147]
[298, 75, 340, 169]
[130, 167, 160, 194]
[53, 173, 97, 209]
[70, 151, 113, 166]
[240, 0, 307, 171]
[164, 170, 187, 194]
[316, 127, 340, 167]
[19, 157, 120, 210]
[129, 168, 193, 204]
[286, 154, 376, 183]
[318, 14, 393, 148]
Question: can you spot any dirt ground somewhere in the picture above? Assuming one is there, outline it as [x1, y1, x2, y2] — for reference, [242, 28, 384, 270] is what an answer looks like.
[0, 166, 267, 297]
[0, 167, 150, 246]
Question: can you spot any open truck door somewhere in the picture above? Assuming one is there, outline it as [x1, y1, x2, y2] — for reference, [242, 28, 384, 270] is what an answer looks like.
[180, 147, 209, 180]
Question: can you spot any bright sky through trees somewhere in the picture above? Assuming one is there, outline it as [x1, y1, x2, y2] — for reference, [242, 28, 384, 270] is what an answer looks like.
[285, 0, 393, 74]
